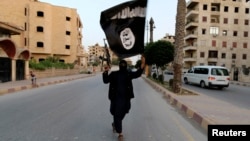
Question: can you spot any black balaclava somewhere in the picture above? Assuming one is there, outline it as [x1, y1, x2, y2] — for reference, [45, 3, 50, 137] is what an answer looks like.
[119, 60, 127, 71]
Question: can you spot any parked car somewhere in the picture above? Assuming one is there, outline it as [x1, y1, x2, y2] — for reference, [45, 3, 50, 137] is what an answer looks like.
[183, 65, 230, 89]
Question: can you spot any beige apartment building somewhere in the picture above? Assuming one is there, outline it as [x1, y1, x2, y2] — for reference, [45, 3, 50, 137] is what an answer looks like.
[0, 0, 84, 82]
[161, 33, 175, 44]
[185, 0, 250, 82]
[88, 43, 118, 66]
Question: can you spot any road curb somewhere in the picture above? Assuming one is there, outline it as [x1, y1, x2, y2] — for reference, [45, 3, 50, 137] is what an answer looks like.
[142, 76, 214, 132]
[0, 74, 95, 96]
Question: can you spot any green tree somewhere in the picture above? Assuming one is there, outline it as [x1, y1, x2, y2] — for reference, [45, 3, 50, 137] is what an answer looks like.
[173, 0, 186, 93]
[144, 40, 174, 68]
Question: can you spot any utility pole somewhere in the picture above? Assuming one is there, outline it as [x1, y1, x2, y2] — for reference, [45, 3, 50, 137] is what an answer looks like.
[146, 20, 149, 44]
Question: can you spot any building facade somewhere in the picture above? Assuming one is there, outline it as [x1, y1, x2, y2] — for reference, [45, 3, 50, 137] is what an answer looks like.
[0, 22, 29, 82]
[0, 0, 85, 82]
[161, 33, 175, 44]
[184, 0, 250, 80]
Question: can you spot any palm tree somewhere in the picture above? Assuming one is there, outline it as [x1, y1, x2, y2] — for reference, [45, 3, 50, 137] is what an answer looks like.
[172, 0, 186, 93]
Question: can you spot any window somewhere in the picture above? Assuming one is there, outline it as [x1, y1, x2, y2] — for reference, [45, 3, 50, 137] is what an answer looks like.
[37, 26, 43, 32]
[244, 31, 248, 37]
[224, 6, 228, 12]
[223, 18, 228, 24]
[234, 7, 239, 13]
[245, 19, 249, 25]
[202, 29, 206, 35]
[65, 45, 70, 49]
[212, 40, 216, 47]
[233, 31, 238, 36]
[232, 53, 236, 59]
[234, 19, 238, 24]
[39, 58, 45, 62]
[209, 51, 218, 58]
[242, 54, 247, 60]
[221, 53, 226, 59]
[202, 16, 207, 22]
[203, 4, 207, 10]
[233, 42, 237, 48]
[246, 8, 249, 14]
[66, 31, 71, 35]
[211, 68, 229, 76]
[66, 17, 71, 21]
[59, 60, 65, 63]
[25, 8, 27, 16]
[222, 41, 227, 48]
[25, 23, 27, 31]
[243, 42, 248, 48]
[37, 11, 44, 17]
[194, 68, 209, 74]
[37, 42, 44, 47]
[210, 27, 219, 36]
[200, 52, 205, 58]
[211, 5, 219, 11]
[25, 38, 27, 46]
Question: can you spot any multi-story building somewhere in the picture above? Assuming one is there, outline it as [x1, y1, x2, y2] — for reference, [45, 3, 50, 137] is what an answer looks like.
[161, 33, 175, 44]
[184, 0, 250, 80]
[0, 0, 84, 82]
[87, 43, 118, 65]
[88, 43, 105, 64]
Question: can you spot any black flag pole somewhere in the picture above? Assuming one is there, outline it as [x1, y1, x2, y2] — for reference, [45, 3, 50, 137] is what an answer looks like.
[100, 0, 148, 59]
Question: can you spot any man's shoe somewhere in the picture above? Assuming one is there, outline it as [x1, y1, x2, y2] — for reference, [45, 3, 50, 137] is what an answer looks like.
[118, 134, 123, 141]
[112, 123, 116, 133]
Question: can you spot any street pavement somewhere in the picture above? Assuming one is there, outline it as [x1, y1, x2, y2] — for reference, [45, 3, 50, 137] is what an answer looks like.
[0, 73, 250, 132]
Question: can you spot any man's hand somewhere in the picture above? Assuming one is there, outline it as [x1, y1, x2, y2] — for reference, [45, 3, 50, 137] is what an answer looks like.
[104, 65, 110, 72]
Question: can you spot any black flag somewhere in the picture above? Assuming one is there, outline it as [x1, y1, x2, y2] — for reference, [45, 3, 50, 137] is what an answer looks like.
[100, 0, 147, 59]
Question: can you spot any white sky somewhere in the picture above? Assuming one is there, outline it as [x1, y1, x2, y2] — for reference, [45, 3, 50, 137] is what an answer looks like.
[40, 0, 187, 63]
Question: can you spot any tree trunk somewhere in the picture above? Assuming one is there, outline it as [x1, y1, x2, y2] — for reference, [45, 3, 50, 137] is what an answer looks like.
[172, 0, 186, 94]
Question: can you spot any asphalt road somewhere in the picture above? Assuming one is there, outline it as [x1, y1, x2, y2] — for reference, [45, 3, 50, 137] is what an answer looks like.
[164, 73, 250, 110]
[0, 75, 206, 141]
[183, 81, 250, 110]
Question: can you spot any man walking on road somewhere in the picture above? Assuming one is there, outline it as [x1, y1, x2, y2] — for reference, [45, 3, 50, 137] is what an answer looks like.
[102, 55, 145, 140]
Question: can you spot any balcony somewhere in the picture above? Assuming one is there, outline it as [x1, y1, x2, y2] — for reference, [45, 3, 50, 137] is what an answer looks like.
[207, 57, 218, 62]
[186, 21, 198, 30]
[186, 0, 199, 9]
[183, 44, 197, 51]
[184, 55, 197, 62]
[184, 32, 198, 40]
[186, 10, 199, 19]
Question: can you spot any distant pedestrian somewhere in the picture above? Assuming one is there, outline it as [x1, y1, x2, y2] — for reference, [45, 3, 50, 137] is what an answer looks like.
[30, 71, 36, 85]
[102, 55, 145, 140]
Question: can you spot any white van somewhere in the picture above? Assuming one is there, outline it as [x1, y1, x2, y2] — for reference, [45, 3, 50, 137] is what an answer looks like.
[183, 66, 230, 89]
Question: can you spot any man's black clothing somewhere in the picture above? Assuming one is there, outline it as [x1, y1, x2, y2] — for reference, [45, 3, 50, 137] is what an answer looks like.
[103, 68, 144, 133]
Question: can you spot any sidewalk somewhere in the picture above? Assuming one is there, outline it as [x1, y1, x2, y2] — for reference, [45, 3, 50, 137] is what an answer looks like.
[0, 73, 250, 132]
[143, 76, 250, 132]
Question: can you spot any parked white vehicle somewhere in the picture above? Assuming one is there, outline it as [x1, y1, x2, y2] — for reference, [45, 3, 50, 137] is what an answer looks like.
[183, 66, 230, 89]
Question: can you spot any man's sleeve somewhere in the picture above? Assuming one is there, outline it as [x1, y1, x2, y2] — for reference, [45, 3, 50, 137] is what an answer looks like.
[102, 71, 110, 84]
[130, 68, 144, 79]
